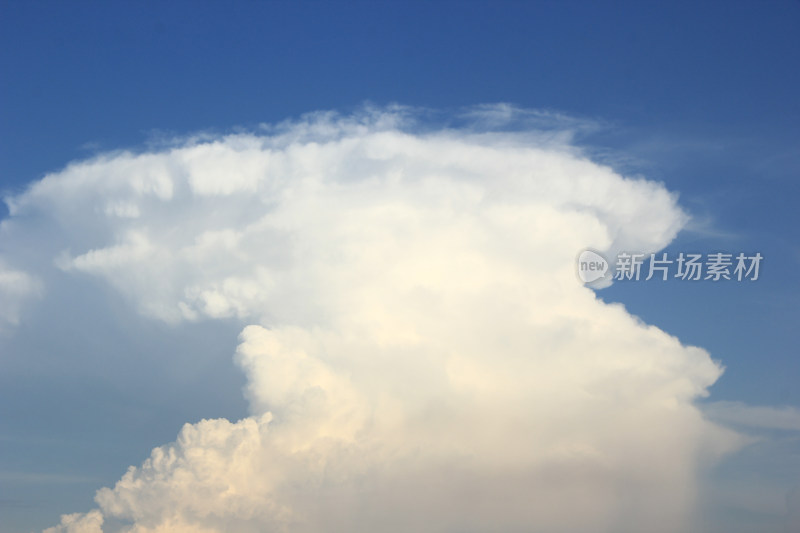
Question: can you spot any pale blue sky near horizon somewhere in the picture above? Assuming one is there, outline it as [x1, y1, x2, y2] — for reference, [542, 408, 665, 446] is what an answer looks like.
[1, 1, 798, 532]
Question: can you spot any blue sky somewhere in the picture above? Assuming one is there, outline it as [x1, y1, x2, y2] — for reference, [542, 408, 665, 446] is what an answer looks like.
[1, 2, 799, 532]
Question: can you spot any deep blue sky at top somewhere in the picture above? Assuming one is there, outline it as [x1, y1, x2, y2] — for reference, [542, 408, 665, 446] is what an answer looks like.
[1, 1, 797, 184]
[1, 0, 798, 403]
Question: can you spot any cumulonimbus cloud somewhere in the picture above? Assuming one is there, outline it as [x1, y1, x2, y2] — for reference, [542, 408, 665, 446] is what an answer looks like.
[0, 106, 740, 532]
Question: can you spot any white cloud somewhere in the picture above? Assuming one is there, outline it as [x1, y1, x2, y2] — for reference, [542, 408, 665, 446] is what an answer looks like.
[0, 259, 42, 332]
[42, 510, 104, 533]
[0, 106, 744, 532]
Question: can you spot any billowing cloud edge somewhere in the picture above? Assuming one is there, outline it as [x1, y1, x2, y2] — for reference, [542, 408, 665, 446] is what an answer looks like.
[0, 105, 749, 532]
